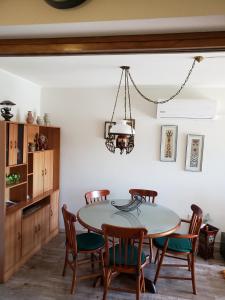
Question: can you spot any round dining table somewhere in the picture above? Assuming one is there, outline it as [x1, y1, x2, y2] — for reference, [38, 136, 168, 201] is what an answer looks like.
[77, 199, 181, 293]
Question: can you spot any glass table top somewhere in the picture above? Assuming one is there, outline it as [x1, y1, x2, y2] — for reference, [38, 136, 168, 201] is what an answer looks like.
[77, 200, 181, 238]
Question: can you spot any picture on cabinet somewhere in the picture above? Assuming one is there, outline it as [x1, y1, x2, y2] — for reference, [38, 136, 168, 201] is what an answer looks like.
[160, 125, 178, 162]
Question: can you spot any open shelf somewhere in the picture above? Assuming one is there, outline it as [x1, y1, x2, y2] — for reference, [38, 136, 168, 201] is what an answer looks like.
[6, 181, 27, 189]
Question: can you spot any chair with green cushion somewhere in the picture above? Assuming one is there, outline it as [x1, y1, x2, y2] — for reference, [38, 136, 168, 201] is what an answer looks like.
[102, 224, 149, 300]
[153, 204, 203, 295]
[61, 204, 105, 294]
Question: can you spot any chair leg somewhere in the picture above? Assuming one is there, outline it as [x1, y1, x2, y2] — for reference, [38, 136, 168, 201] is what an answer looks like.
[191, 253, 197, 295]
[149, 238, 153, 263]
[136, 273, 141, 300]
[154, 249, 159, 264]
[141, 269, 145, 293]
[91, 253, 95, 271]
[70, 259, 77, 294]
[154, 239, 169, 284]
[62, 249, 68, 276]
[103, 268, 110, 300]
[187, 254, 191, 271]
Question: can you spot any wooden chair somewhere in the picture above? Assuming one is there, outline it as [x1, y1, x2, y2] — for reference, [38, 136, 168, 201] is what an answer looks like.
[129, 188, 158, 262]
[85, 189, 110, 205]
[153, 204, 203, 294]
[102, 224, 149, 300]
[61, 204, 105, 294]
[129, 189, 158, 204]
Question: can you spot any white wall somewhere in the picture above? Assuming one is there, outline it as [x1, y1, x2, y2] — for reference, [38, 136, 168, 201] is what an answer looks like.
[0, 69, 41, 123]
[41, 86, 225, 236]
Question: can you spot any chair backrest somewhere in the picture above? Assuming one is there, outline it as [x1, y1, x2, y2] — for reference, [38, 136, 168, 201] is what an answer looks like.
[85, 189, 110, 205]
[129, 189, 158, 204]
[62, 204, 77, 257]
[102, 224, 147, 269]
[189, 204, 203, 236]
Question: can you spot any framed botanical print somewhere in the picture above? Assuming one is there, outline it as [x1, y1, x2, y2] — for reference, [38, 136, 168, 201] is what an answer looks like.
[160, 125, 178, 162]
[185, 134, 204, 172]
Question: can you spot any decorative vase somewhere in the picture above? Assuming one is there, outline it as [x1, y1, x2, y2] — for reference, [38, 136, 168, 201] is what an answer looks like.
[44, 113, 50, 126]
[36, 116, 44, 125]
[26, 111, 34, 124]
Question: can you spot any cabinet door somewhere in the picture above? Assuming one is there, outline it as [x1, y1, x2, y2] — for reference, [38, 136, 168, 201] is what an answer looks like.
[40, 205, 50, 242]
[50, 190, 59, 233]
[4, 210, 22, 271]
[22, 213, 36, 257]
[8, 124, 18, 166]
[44, 150, 53, 193]
[33, 152, 44, 198]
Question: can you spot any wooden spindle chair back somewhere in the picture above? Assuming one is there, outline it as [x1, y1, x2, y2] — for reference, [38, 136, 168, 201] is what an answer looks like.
[85, 189, 110, 205]
[62, 204, 78, 258]
[129, 189, 158, 204]
[188, 204, 203, 253]
[102, 224, 147, 271]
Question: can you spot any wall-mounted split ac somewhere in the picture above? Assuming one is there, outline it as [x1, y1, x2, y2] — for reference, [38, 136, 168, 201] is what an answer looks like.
[156, 99, 217, 119]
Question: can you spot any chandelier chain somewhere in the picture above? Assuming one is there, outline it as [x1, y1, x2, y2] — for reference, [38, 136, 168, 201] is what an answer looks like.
[124, 69, 127, 119]
[128, 57, 197, 104]
[126, 69, 134, 135]
[110, 68, 124, 123]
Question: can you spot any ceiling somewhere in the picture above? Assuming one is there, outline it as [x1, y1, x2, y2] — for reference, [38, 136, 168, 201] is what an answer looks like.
[0, 52, 225, 88]
[0, 15, 225, 39]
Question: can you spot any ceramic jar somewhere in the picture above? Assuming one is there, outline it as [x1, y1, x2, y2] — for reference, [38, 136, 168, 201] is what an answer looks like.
[36, 116, 44, 125]
[44, 113, 50, 126]
[26, 111, 34, 124]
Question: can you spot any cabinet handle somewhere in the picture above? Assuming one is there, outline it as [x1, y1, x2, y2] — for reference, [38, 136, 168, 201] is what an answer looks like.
[17, 232, 21, 240]
[42, 170, 44, 176]
[10, 141, 13, 149]
[45, 168, 47, 175]
[50, 209, 53, 217]
[14, 140, 17, 149]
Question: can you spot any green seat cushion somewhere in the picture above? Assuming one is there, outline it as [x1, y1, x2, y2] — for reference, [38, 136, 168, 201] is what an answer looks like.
[76, 233, 104, 251]
[109, 244, 146, 266]
[154, 237, 192, 253]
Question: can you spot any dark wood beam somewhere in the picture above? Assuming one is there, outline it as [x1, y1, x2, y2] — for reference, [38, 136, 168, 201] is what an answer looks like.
[0, 31, 225, 56]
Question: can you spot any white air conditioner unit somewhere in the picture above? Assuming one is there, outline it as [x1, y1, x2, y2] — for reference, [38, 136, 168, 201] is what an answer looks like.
[156, 99, 217, 119]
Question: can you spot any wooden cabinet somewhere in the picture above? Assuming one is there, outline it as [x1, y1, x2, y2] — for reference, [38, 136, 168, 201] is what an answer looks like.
[8, 123, 18, 166]
[50, 190, 59, 233]
[22, 205, 50, 257]
[4, 211, 22, 272]
[0, 121, 60, 282]
[33, 150, 53, 198]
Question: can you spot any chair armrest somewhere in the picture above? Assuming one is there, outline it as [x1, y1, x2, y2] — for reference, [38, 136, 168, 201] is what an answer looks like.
[169, 233, 198, 239]
[181, 219, 191, 224]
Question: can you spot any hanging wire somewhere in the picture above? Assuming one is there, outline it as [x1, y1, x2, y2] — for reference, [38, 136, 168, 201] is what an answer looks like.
[110, 68, 124, 123]
[128, 56, 202, 104]
[126, 68, 134, 135]
[124, 68, 127, 120]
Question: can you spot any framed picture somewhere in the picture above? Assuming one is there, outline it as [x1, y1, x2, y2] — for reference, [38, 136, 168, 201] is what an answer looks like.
[124, 118, 135, 130]
[185, 134, 204, 172]
[160, 125, 178, 162]
[104, 121, 116, 139]
[104, 119, 135, 139]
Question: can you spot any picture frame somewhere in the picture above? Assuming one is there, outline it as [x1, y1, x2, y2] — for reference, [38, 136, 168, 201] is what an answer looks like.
[160, 125, 178, 162]
[104, 119, 135, 139]
[185, 134, 205, 172]
[104, 121, 116, 139]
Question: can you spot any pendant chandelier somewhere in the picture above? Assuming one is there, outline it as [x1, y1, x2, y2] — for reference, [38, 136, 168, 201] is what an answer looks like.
[105, 56, 203, 155]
